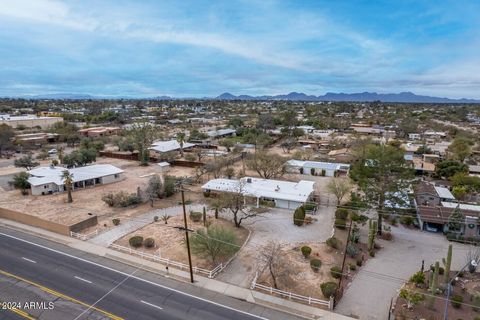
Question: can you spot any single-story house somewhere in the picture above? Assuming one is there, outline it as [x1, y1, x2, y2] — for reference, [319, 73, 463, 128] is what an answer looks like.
[27, 164, 124, 196]
[201, 177, 315, 209]
[285, 160, 350, 177]
[417, 205, 480, 238]
[149, 140, 196, 154]
[206, 128, 236, 138]
[414, 181, 455, 206]
[78, 126, 121, 137]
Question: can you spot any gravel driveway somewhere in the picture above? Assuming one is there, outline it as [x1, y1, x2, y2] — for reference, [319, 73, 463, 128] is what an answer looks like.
[336, 226, 472, 319]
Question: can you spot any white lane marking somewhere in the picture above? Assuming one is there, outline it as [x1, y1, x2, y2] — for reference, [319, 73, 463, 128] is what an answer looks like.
[74, 276, 92, 284]
[0, 231, 268, 320]
[21, 257, 37, 264]
[140, 300, 163, 310]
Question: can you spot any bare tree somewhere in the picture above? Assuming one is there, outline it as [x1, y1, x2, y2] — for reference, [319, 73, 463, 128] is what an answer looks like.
[246, 151, 286, 179]
[219, 181, 259, 228]
[259, 241, 292, 289]
[326, 178, 352, 205]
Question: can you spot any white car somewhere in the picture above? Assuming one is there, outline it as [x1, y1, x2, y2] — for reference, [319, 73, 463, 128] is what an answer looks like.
[48, 148, 57, 154]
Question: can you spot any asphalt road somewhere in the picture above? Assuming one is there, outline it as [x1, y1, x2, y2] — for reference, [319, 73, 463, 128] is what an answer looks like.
[0, 227, 302, 320]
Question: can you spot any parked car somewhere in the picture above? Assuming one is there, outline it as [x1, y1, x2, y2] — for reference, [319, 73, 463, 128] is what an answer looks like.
[48, 148, 57, 154]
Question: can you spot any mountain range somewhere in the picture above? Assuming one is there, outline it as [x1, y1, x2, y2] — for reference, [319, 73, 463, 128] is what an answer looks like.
[5, 91, 480, 103]
[215, 91, 480, 103]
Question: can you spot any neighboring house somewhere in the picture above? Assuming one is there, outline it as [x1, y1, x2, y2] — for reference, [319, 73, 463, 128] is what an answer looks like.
[328, 148, 355, 163]
[14, 133, 59, 146]
[414, 181, 456, 206]
[285, 160, 350, 177]
[149, 140, 196, 154]
[417, 205, 480, 237]
[27, 164, 124, 196]
[206, 128, 236, 139]
[408, 133, 421, 141]
[0, 114, 63, 129]
[78, 127, 121, 137]
[201, 177, 315, 209]
[469, 165, 480, 176]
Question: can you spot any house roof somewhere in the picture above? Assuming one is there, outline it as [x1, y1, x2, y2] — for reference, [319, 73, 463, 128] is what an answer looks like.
[286, 160, 350, 171]
[417, 205, 479, 224]
[149, 140, 196, 153]
[441, 202, 480, 212]
[434, 186, 455, 200]
[201, 177, 315, 203]
[27, 164, 123, 187]
[206, 128, 236, 137]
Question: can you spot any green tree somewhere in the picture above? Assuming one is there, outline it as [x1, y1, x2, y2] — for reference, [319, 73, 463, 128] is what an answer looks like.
[129, 122, 159, 165]
[447, 206, 464, 233]
[350, 144, 413, 234]
[447, 137, 474, 162]
[145, 174, 163, 206]
[176, 132, 186, 157]
[326, 178, 352, 205]
[11, 172, 30, 195]
[190, 225, 238, 264]
[0, 124, 15, 156]
[14, 155, 40, 170]
[61, 170, 74, 203]
[435, 160, 468, 179]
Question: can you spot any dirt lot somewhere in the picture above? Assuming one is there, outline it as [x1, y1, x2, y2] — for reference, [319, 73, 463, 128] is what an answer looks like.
[0, 157, 201, 225]
[256, 242, 343, 300]
[114, 215, 249, 269]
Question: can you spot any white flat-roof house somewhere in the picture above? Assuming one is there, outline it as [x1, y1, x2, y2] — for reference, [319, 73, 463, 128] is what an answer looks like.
[27, 164, 124, 196]
[285, 160, 350, 177]
[206, 128, 236, 138]
[201, 177, 315, 209]
[149, 140, 196, 154]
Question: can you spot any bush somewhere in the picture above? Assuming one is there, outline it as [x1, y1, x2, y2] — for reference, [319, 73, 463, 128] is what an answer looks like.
[320, 282, 337, 298]
[346, 243, 358, 258]
[310, 259, 322, 272]
[112, 218, 120, 226]
[293, 206, 306, 226]
[153, 216, 159, 222]
[164, 176, 176, 197]
[348, 263, 357, 271]
[326, 237, 339, 249]
[356, 257, 363, 266]
[144, 237, 155, 248]
[303, 203, 317, 211]
[400, 215, 414, 226]
[451, 295, 463, 309]
[472, 294, 480, 312]
[102, 191, 141, 207]
[190, 211, 202, 222]
[129, 236, 143, 248]
[330, 266, 342, 279]
[380, 232, 393, 241]
[335, 218, 347, 229]
[409, 271, 425, 285]
[335, 208, 349, 220]
[301, 246, 312, 258]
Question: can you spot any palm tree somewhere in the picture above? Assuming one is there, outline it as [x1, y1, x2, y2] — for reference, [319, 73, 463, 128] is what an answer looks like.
[176, 132, 186, 158]
[61, 170, 74, 203]
[58, 147, 64, 164]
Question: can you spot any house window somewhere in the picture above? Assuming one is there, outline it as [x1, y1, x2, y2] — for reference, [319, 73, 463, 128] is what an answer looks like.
[44, 185, 48, 189]
[114, 174, 120, 179]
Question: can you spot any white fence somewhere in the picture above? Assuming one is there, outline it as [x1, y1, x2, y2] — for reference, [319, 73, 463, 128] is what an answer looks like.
[110, 243, 224, 278]
[70, 229, 98, 241]
[250, 272, 333, 309]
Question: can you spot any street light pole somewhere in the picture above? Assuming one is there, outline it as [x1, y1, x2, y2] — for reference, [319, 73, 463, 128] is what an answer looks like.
[181, 188, 194, 283]
[443, 259, 477, 320]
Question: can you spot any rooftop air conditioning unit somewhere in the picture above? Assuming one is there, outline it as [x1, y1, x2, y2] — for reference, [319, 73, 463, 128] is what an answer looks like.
[246, 178, 252, 183]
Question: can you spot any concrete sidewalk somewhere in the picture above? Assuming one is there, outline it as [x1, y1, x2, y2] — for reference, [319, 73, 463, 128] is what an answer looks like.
[0, 218, 354, 320]
[89, 204, 204, 246]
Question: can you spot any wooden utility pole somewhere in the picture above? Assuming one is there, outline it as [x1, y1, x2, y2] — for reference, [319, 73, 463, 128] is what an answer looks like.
[181, 188, 194, 283]
[336, 221, 353, 307]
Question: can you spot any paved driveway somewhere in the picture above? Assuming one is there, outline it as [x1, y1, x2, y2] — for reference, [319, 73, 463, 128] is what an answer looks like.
[336, 226, 471, 319]
[216, 205, 335, 287]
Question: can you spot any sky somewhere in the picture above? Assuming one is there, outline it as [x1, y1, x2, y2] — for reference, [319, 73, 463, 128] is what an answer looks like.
[0, 0, 479, 98]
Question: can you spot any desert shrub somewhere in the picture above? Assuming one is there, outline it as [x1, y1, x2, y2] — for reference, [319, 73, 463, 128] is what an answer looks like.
[102, 193, 115, 206]
[451, 295, 463, 308]
[102, 191, 141, 207]
[112, 218, 120, 226]
[400, 215, 414, 226]
[348, 263, 357, 271]
[320, 282, 337, 298]
[153, 216, 159, 222]
[369, 250, 375, 257]
[350, 212, 369, 224]
[335, 208, 349, 220]
[293, 206, 306, 226]
[303, 203, 317, 211]
[310, 259, 322, 272]
[335, 218, 347, 229]
[189, 211, 202, 222]
[356, 257, 363, 266]
[472, 294, 480, 312]
[164, 175, 176, 197]
[380, 232, 393, 241]
[310, 168, 315, 175]
[301, 246, 312, 258]
[410, 271, 425, 285]
[129, 236, 143, 248]
[346, 243, 358, 258]
[144, 237, 155, 248]
[330, 266, 342, 279]
[326, 236, 339, 249]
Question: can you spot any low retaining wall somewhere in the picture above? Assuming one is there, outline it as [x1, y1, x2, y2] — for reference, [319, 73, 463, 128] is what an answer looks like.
[0, 207, 98, 236]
